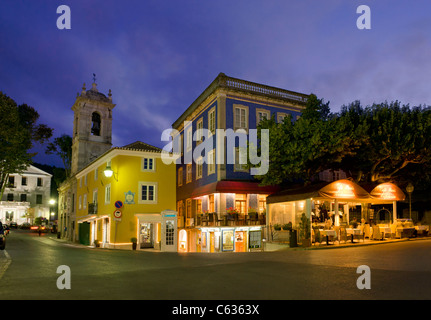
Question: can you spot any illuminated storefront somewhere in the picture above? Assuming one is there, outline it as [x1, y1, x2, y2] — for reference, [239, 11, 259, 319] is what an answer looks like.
[266, 180, 406, 245]
[195, 226, 263, 253]
[135, 210, 178, 252]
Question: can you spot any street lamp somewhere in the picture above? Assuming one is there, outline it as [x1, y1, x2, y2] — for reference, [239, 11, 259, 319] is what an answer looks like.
[103, 165, 118, 181]
[48, 198, 56, 222]
[406, 183, 414, 220]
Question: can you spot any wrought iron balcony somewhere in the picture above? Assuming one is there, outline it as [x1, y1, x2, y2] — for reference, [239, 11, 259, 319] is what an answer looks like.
[88, 202, 98, 215]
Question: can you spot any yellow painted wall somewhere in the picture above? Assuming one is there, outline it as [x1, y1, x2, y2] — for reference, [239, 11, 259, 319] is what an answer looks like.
[76, 152, 176, 245]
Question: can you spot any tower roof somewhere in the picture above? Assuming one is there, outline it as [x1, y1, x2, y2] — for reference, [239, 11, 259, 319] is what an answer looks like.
[79, 82, 113, 103]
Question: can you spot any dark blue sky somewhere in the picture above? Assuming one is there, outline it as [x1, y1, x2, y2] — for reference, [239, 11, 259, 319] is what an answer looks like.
[1, 0, 431, 168]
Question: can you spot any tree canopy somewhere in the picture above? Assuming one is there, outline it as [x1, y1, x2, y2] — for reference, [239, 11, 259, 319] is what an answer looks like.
[46, 134, 72, 178]
[253, 94, 431, 189]
[0, 92, 52, 198]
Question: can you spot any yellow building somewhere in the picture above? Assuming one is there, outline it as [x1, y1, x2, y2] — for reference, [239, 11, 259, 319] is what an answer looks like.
[74, 141, 177, 251]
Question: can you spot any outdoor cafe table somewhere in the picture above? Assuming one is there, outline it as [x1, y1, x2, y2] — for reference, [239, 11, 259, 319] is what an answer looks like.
[346, 228, 361, 243]
[321, 229, 337, 245]
[379, 226, 391, 238]
[397, 227, 415, 238]
[415, 225, 429, 236]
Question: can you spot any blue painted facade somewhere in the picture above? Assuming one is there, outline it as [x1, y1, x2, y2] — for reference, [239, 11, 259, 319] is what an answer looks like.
[171, 73, 308, 252]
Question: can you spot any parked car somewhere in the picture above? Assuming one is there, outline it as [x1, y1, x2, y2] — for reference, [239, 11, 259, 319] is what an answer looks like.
[3, 225, 10, 235]
[20, 222, 31, 229]
[30, 225, 49, 233]
[0, 234, 5, 250]
[9, 222, 18, 228]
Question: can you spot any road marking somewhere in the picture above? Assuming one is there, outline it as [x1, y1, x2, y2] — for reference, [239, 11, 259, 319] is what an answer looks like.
[0, 250, 12, 280]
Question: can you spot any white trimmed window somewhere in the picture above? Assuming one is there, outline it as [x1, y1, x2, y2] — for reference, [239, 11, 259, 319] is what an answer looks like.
[234, 147, 248, 172]
[234, 105, 248, 131]
[93, 189, 98, 204]
[208, 107, 215, 136]
[208, 149, 215, 175]
[196, 118, 203, 143]
[178, 167, 183, 187]
[196, 157, 203, 179]
[186, 164, 192, 183]
[139, 182, 158, 204]
[277, 112, 288, 123]
[186, 127, 193, 152]
[256, 109, 270, 126]
[83, 194, 87, 209]
[142, 157, 155, 171]
[105, 184, 111, 204]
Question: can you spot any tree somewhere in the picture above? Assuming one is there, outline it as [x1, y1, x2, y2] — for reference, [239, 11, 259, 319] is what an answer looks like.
[339, 101, 431, 183]
[252, 95, 431, 188]
[0, 92, 53, 198]
[253, 94, 355, 186]
[45, 134, 72, 178]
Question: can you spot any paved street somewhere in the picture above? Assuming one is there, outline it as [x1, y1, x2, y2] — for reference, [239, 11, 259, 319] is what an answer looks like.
[1, 229, 431, 301]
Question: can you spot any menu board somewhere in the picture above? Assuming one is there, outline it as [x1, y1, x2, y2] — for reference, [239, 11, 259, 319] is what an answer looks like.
[249, 230, 262, 249]
[222, 230, 234, 251]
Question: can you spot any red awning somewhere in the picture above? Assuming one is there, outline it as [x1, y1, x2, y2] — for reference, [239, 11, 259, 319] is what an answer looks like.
[216, 181, 279, 194]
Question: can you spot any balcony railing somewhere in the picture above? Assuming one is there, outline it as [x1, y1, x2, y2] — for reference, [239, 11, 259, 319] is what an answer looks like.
[181, 212, 266, 228]
[88, 203, 98, 215]
[219, 73, 308, 104]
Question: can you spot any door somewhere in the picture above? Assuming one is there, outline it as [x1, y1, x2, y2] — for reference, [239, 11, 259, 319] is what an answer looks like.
[79, 222, 90, 246]
[235, 231, 245, 252]
[140, 223, 154, 248]
[102, 218, 109, 245]
[210, 232, 215, 253]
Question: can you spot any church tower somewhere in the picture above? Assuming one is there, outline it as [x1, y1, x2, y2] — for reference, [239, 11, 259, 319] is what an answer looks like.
[70, 80, 116, 175]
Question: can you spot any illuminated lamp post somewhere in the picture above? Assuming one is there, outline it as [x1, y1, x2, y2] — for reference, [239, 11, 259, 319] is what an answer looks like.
[406, 183, 414, 220]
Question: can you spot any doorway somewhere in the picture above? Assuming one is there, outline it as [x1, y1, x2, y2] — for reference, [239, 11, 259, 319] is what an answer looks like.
[140, 223, 154, 248]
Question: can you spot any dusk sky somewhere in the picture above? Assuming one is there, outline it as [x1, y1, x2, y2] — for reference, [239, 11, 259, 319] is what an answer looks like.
[1, 0, 431, 168]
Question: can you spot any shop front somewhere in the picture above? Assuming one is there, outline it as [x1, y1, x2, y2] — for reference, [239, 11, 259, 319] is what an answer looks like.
[135, 210, 178, 252]
[266, 179, 407, 245]
[192, 226, 263, 253]
[77, 214, 110, 247]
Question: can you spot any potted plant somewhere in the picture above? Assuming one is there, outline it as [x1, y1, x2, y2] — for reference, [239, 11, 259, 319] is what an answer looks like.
[226, 207, 239, 220]
[94, 239, 100, 248]
[282, 222, 292, 231]
[273, 223, 282, 231]
[299, 213, 311, 247]
[248, 207, 258, 221]
[131, 237, 137, 250]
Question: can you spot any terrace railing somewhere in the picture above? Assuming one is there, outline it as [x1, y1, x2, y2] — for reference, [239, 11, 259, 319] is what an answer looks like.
[219, 73, 308, 103]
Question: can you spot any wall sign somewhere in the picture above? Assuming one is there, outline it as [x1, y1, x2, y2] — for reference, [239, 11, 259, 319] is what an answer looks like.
[124, 191, 135, 204]
[113, 209, 122, 221]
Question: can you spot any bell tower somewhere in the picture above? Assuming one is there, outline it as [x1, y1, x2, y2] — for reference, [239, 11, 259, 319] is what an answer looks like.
[71, 80, 115, 175]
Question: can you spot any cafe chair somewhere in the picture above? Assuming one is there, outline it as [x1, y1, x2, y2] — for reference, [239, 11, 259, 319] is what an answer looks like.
[364, 224, 371, 238]
[201, 214, 209, 226]
[339, 226, 348, 244]
[356, 225, 365, 242]
[330, 226, 340, 244]
[371, 225, 383, 240]
[214, 214, 224, 226]
[312, 228, 323, 246]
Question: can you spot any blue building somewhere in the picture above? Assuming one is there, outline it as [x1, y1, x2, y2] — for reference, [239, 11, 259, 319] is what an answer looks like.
[171, 73, 308, 252]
